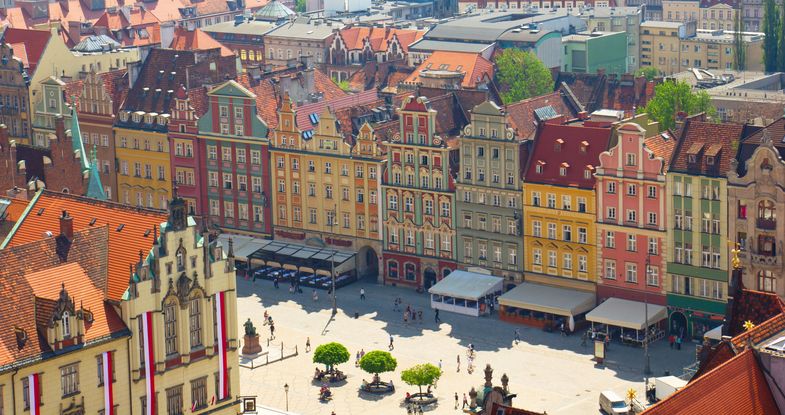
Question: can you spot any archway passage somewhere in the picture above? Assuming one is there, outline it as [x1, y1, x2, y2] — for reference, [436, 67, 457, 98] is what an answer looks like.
[424, 268, 437, 289]
[356, 246, 379, 280]
[670, 311, 688, 337]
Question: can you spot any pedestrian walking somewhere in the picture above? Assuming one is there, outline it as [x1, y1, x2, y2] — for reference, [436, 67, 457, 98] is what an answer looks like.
[417, 310, 423, 323]
[514, 328, 521, 344]
[581, 331, 587, 347]
[394, 298, 399, 311]
[312, 289, 319, 302]
[454, 392, 459, 409]
[668, 334, 675, 349]
[462, 393, 468, 409]
[306, 337, 311, 352]
[273, 277, 279, 289]
[404, 311, 409, 324]
[389, 334, 395, 350]
[456, 354, 461, 372]
[411, 310, 417, 323]
[435, 308, 441, 323]
[360, 349, 365, 359]
[360, 288, 366, 300]
[269, 323, 275, 339]
[356, 350, 361, 366]
[560, 322, 566, 336]
[676, 336, 682, 350]
[438, 359, 443, 370]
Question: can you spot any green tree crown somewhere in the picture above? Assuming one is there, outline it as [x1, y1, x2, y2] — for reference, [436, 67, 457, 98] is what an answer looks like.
[495, 48, 554, 105]
[400, 363, 443, 395]
[641, 80, 716, 131]
[359, 350, 398, 376]
[313, 342, 350, 371]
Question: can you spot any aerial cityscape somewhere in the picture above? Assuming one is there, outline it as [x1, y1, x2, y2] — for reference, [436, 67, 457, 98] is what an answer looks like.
[0, 0, 784, 413]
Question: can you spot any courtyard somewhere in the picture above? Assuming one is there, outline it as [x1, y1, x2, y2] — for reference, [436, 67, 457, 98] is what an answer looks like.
[237, 278, 695, 415]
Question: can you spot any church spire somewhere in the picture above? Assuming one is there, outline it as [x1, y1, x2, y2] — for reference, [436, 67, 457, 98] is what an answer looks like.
[70, 102, 90, 172]
[85, 145, 107, 200]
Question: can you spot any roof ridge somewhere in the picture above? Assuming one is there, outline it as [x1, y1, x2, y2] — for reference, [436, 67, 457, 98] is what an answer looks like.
[0, 189, 43, 249]
[40, 189, 166, 217]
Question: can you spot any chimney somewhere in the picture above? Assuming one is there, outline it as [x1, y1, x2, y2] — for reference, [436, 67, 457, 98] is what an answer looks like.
[55, 115, 66, 142]
[60, 210, 74, 240]
[68, 20, 81, 45]
[577, 111, 589, 120]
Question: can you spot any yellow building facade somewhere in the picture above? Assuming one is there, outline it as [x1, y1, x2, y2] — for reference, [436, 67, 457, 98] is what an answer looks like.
[522, 183, 598, 291]
[115, 123, 172, 209]
[270, 98, 385, 280]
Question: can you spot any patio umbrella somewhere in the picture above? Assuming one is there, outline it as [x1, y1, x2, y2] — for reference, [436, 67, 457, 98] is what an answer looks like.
[568, 315, 575, 332]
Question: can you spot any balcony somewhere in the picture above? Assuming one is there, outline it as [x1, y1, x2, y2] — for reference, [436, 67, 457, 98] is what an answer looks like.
[757, 217, 776, 230]
[752, 254, 779, 267]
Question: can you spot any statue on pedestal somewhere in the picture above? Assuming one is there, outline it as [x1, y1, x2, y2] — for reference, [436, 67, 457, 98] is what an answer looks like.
[242, 318, 262, 355]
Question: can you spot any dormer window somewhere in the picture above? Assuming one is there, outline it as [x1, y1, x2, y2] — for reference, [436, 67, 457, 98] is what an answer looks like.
[626, 153, 636, 166]
[688, 154, 696, 164]
[560, 162, 569, 176]
[62, 311, 71, 338]
[554, 139, 564, 152]
[580, 141, 589, 153]
[706, 156, 715, 166]
[132, 113, 141, 123]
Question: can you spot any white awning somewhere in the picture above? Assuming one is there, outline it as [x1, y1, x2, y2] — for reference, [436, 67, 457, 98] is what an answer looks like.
[499, 282, 595, 317]
[586, 297, 667, 331]
[428, 270, 504, 301]
[704, 324, 723, 341]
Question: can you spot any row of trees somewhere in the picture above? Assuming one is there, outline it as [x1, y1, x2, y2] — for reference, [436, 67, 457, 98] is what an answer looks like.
[763, 0, 785, 72]
[313, 342, 442, 396]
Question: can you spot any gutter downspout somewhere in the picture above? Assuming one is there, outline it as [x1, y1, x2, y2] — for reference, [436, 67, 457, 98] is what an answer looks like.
[11, 367, 18, 415]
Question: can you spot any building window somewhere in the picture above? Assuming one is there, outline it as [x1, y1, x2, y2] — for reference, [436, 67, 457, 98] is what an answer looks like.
[625, 263, 637, 283]
[62, 311, 71, 337]
[548, 251, 557, 268]
[191, 377, 208, 411]
[404, 263, 416, 281]
[607, 182, 616, 193]
[532, 249, 542, 265]
[189, 298, 202, 349]
[578, 255, 587, 272]
[759, 270, 776, 293]
[166, 385, 184, 415]
[647, 266, 659, 287]
[626, 153, 636, 166]
[61, 363, 79, 396]
[606, 231, 615, 248]
[164, 302, 178, 356]
[605, 260, 616, 279]
[627, 235, 637, 251]
[563, 253, 572, 270]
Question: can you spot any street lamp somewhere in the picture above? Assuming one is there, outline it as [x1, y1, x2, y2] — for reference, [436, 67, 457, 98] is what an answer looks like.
[284, 383, 289, 412]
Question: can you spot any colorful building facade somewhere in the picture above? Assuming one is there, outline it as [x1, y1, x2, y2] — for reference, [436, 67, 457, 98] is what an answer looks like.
[170, 86, 206, 217]
[595, 123, 672, 306]
[455, 101, 523, 286]
[665, 117, 743, 339]
[521, 116, 612, 293]
[728, 119, 785, 298]
[270, 97, 384, 279]
[382, 96, 457, 288]
[199, 80, 272, 237]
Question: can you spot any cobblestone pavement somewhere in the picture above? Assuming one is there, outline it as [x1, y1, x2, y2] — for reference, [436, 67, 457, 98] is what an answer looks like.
[237, 278, 695, 415]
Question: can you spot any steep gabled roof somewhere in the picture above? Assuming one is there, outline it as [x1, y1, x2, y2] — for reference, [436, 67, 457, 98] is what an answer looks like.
[2, 190, 168, 301]
[405, 51, 494, 89]
[642, 349, 778, 415]
[2, 28, 50, 73]
[170, 27, 234, 57]
[524, 118, 613, 188]
[643, 130, 678, 170]
[121, 49, 194, 114]
[669, 116, 744, 176]
[504, 92, 575, 140]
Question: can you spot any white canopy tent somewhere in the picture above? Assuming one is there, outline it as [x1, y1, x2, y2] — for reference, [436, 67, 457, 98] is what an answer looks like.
[429, 270, 504, 317]
[498, 282, 596, 317]
[586, 298, 667, 331]
[704, 324, 723, 341]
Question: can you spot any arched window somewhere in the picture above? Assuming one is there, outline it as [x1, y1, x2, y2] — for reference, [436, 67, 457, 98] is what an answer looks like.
[404, 263, 416, 282]
[189, 297, 202, 349]
[62, 311, 71, 337]
[176, 247, 186, 272]
[758, 200, 776, 220]
[164, 301, 178, 356]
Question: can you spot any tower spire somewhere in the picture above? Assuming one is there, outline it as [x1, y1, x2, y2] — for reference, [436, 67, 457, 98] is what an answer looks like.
[85, 145, 107, 200]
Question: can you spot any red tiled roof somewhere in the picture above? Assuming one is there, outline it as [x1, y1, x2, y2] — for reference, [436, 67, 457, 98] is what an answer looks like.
[1, 197, 29, 223]
[642, 349, 779, 415]
[121, 48, 195, 113]
[669, 116, 744, 176]
[3, 190, 168, 301]
[524, 119, 612, 188]
[8, 42, 28, 69]
[505, 92, 575, 140]
[313, 68, 348, 101]
[643, 130, 678, 170]
[338, 26, 424, 53]
[100, 69, 129, 114]
[170, 27, 235, 57]
[732, 313, 785, 350]
[3, 28, 51, 73]
[295, 89, 378, 132]
[26, 262, 127, 343]
[405, 51, 494, 89]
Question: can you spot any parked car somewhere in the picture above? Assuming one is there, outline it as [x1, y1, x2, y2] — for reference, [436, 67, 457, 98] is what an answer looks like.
[599, 390, 630, 414]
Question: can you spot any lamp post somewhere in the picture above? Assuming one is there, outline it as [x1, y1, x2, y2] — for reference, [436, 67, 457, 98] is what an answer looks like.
[284, 383, 289, 412]
[644, 252, 652, 380]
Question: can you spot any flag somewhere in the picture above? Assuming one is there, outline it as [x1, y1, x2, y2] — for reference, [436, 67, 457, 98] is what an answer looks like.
[102, 351, 115, 415]
[28, 373, 41, 415]
[216, 291, 229, 400]
[142, 311, 156, 415]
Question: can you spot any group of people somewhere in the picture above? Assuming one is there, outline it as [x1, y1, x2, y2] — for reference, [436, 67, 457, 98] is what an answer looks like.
[401, 303, 424, 325]
[262, 311, 275, 339]
[355, 349, 366, 366]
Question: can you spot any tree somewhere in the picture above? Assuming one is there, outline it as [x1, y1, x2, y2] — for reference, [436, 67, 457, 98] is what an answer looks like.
[763, 0, 780, 72]
[295, 0, 306, 12]
[641, 81, 716, 131]
[734, 6, 746, 70]
[313, 342, 350, 372]
[495, 49, 553, 105]
[635, 67, 659, 81]
[359, 351, 397, 384]
[401, 363, 442, 396]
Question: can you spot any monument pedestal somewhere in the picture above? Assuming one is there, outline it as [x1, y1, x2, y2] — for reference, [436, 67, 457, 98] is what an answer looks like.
[242, 334, 262, 355]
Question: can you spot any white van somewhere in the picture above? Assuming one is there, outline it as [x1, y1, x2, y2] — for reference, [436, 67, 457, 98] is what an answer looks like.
[599, 390, 631, 414]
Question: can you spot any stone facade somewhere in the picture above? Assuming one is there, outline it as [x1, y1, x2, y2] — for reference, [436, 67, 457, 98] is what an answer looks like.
[455, 101, 523, 286]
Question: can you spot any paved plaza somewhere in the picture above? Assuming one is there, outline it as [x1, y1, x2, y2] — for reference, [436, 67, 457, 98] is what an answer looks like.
[237, 278, 695, 415]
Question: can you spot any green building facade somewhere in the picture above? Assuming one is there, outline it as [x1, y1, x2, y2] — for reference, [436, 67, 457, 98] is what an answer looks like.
[561, 31, 628, 75]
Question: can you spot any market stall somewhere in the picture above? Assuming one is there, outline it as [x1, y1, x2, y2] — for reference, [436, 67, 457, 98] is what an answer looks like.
[498, 282, 595, 331]
[428, 270, 504, 317]
[586, 298, 667, 346]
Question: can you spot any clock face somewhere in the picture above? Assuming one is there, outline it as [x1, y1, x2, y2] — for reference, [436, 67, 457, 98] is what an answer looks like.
[392, 133, 400, 142]
[432, 137, 442, 146]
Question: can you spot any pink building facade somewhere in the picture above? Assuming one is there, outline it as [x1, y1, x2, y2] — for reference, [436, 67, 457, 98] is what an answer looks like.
[595, 123, 670, 305]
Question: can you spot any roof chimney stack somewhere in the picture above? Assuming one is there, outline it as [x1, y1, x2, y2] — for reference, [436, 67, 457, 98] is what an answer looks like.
[60, 210, 74, 240]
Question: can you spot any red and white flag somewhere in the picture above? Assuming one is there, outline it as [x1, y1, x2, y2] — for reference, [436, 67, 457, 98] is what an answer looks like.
[27, 373, 41, 415]
[142, 311, 156, 415]
[102, 351, 115, 415]
[216, 291, 229, 400]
